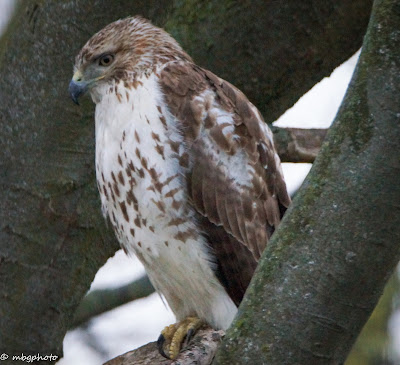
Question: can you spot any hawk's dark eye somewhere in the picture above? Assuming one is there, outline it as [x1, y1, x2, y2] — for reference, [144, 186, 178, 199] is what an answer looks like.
[99, 54, 114, 66]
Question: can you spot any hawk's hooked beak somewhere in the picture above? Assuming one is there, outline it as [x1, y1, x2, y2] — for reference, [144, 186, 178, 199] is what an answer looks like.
[69, 71, 88, 105]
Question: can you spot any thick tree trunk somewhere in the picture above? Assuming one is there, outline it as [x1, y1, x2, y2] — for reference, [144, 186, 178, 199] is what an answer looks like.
[213, 0, 400, 363]
[0, 0, 373, 359]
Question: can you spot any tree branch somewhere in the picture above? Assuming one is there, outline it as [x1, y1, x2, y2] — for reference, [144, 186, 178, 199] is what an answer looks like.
[214, 0, 400, 362]
[272, 127, 327, 163]
[72, 275, 154, 328]
[103, 328, 223, 365]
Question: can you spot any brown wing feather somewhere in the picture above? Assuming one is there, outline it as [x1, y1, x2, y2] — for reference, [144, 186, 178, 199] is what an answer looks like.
[159, 61, 290, 305]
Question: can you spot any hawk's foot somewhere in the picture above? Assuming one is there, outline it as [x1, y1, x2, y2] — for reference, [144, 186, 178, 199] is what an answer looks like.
[157, 317, 204, 359]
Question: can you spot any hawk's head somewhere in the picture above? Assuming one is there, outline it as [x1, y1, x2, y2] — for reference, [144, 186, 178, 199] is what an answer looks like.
[69, 16, 191, 104]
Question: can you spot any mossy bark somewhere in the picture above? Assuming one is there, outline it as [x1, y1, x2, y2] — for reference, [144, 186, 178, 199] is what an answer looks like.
[213, 0, 400, 363]
[0, 0, 374, 360]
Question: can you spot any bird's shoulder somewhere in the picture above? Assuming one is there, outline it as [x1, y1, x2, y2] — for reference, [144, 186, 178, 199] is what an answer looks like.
[157, 60, 290, 260]
[158, 60, 275, 151]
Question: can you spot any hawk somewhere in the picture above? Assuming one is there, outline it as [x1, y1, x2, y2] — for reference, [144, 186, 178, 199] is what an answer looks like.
[69, 16, 290, 359]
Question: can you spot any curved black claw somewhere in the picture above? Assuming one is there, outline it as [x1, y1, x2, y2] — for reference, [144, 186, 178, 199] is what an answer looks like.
[185, 328, 195, 344]
[157, 333, 170, 359]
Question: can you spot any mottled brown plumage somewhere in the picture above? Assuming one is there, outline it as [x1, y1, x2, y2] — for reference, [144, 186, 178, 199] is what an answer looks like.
[159, 61, 290, 304]
[70, 16, 290, 358]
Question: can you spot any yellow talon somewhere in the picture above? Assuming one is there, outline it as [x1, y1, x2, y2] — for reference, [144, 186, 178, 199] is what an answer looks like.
[157, 317, 203, 359]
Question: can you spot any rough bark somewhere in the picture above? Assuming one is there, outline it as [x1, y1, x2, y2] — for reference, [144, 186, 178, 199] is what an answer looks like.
[103, 328, 223, 365]
[213, 0, 400, 363]
[0, 0, 372, 360]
